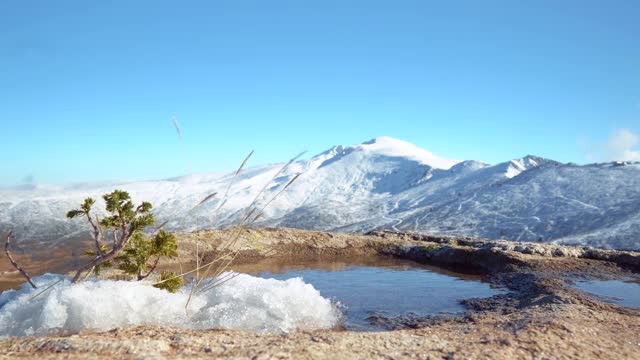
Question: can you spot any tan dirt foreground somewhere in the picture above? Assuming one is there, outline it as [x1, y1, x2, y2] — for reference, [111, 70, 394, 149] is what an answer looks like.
[1, 228, 640, 359]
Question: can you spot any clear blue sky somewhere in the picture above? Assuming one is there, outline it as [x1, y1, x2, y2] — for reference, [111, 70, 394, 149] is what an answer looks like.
[1, 0, 639, 186]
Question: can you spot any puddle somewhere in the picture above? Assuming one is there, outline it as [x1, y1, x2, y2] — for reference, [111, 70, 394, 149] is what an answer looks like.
[236, 257, 504, 330]
[574, 278, 640, 309]
[0, 256, 504, 333]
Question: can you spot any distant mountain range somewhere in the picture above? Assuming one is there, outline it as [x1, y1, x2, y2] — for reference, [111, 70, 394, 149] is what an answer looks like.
[2, 136, 639, 250]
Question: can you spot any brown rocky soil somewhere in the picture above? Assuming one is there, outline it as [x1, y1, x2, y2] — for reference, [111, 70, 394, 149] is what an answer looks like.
[2, 228, 640, 359]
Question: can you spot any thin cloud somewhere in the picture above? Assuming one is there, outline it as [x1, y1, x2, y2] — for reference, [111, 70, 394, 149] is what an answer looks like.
[606, 129, 640, 162]
[580, 128, 640, 163]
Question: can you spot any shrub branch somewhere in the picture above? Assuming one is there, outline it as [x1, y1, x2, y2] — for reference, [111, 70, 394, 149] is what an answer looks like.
[4, 230, 37, 289]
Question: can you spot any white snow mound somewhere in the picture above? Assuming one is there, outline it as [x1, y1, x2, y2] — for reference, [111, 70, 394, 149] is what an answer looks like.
[0, 273, 341, 337]
[359, 136, 460, 169]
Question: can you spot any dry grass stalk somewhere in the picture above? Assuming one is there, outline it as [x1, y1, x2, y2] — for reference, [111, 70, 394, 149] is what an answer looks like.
[193, 192, 218, 211]
[181, 154, 304, 309]
[211, 151, 254, 215]
[172, 116, 183, 141]
[30, 278, 64, 300]
[195, 241, 199, 283]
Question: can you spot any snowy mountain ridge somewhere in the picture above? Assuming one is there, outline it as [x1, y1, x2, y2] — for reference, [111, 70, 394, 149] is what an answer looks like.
[1, 137, 639, 250]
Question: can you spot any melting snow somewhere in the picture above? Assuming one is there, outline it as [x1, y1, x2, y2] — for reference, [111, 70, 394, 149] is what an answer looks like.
[0, 273, 341, 337]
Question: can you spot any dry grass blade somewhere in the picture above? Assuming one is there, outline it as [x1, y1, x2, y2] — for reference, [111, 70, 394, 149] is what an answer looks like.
[155, 219, 170, 231]
[216, 199, 228, 212]
[191, 191, 218, 211]
[150, 255, 226, 286]
[172, 116, 183, 141]
[200, 272, 241, 293]
[29, 278, 64, 301]
[208, 251, 242, 282]
[151, 241, 279, 288]
[182, 150, 306, 310]
[252, 173, 302, 223]
[207, 271, 237, 287]
[242, 208, 257, 223]
[155, 190, 218, 232]
[244, 151, 306, 214]
[282, 173, 302, 191]
[195, 241, 199, 283]
[214, 150, 253, 209]
[201, 172, 302, 284]
[208, 150, 254, 218]
[236, 150, 254, 176]
[182, 151, 255, 308]
[82, 267, 95, 281]
[186, 228, 244, 307]
[196, 156, 305, 287]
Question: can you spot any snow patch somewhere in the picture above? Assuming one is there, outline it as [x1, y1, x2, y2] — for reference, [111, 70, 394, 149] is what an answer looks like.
[0, 273, 341, 337]
[504, 156, 546, 178]
[359, 137, 460, 169]
[2, 137, 639, 250]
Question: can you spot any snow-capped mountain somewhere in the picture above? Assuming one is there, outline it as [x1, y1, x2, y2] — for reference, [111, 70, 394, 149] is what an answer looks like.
[1, 136, 639, 250]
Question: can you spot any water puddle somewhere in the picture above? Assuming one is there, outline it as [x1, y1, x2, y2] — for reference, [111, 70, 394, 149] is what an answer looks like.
[235, 256, 504, 330]
[0, 256, 505, 334]
[574, 278, 640, 309]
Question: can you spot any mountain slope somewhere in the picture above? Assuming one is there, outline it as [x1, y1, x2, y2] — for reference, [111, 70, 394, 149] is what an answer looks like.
[1, 137, 639, 250]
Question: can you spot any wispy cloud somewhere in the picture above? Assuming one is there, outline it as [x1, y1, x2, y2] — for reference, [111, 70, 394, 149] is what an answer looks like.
[581, 128, 640, 162]
[605, 129, 640, 162]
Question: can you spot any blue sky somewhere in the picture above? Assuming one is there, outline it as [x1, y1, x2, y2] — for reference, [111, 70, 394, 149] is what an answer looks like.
[1, 0, 639, 185]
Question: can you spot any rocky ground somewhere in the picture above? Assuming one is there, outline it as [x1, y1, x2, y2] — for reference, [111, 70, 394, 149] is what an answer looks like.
[2, 228, 640, 359]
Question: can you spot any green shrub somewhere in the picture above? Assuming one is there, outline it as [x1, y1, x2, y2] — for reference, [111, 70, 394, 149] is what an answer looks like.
[67, 189, 179, 284]
[116, 230, 178, 280]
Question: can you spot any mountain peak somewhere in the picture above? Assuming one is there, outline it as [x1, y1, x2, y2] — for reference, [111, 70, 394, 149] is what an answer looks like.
[501, 155, 559, 178]
[357, 136, 459, 169]
[361, 136, 403, 146]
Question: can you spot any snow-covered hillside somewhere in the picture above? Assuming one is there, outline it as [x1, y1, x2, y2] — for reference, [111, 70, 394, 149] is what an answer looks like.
[1, 136, 639, 250]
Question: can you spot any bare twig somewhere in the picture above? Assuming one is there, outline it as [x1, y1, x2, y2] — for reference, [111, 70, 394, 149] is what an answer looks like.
[87, 213, 104, 256]
[4, 230, 37, 289]
[138, 257, 160, 280]
[72, 227, 139, 283]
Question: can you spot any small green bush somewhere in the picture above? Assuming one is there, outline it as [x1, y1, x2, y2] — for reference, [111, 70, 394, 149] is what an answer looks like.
[67, 189, 180, 285]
